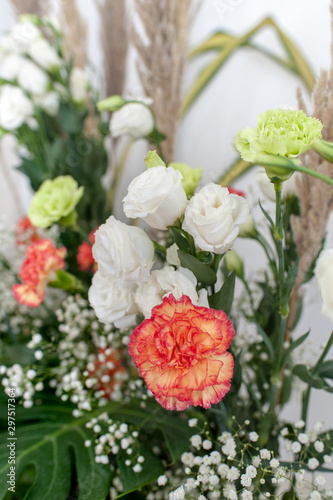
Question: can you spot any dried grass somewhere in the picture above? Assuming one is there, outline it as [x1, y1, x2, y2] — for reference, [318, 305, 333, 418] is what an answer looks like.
[286, 5, 333, 337]
[131, 0, 193, 162]
[59, 0, 87, 69]
[96, 0, 128, 97]
[10, 0, 48, 16]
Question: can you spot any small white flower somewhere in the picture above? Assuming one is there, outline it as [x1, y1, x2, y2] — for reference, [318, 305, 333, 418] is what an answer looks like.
[308, 457, 320, 470]
[242, 491, 253, 500]
[188, 418, 198, 428]
[18, 59, 49, 96]
[217, 464, 229, 478]
[227, 466, 240, 482]
[270, 458, 280, 468]
[34, 91, 60, 116]
[157, 474, 167, 486]
[169, 485, 185, 500]
[315, 474, 326, 486]
[252, 456, 261, 467]
[260, 449, 271, 460]
[202, 439, 212, 450]
[298, 433, 309, 444]
[34, 350, 43, 360]
[249, 431, 259, 442]
[310, 492, 322, 500]
[246, 465, 257, 478]
[209, 474, 219, 486]
[314, 440, 324, 453]
[291, 441, 302, 453]
[324, 455, 332, 463]
[190, 434, 202, 449]
[294, 419, 306, 429]
[132, 464, 142, 473]
[240, 473, 252, 487]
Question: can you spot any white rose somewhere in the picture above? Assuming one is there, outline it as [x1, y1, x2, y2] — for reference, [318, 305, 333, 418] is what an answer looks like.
[0, 85, 34, 130]
[28, 38, 60, 71]
[70, 67, 88, 103]
[34, 91, 60, 116]
[88, 271, 138, 329]
[110, 102, 154, 139]
[17, 59, 49, 96]
[92, 216, 154, 283]
[0, 53, 26, 80]
[255, 167, 296, 201]
[135, 266, 209, 318]
[123, 166, 187, 230]
[315, 249, 333, 322]
[183, 183, 249, 254]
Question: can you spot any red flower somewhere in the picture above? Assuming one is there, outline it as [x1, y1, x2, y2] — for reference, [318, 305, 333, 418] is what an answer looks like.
[15, 216, 41, 246]
[12, 239, 66, 307]
[129, 294, 235, 411]
[86, 348, 127, 399]
[77, 229, 97, 272]
[227, 186, 246, 198]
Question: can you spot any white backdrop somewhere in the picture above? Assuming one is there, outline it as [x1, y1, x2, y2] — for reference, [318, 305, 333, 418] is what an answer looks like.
[0, 0, 332, 426]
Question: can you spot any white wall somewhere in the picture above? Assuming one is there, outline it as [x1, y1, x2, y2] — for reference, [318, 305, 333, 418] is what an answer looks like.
[0, 0, 332, 426]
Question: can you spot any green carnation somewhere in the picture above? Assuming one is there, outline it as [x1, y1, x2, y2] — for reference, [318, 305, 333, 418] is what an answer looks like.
[28, 176, 84, 228]
[235, 109, 323, 162]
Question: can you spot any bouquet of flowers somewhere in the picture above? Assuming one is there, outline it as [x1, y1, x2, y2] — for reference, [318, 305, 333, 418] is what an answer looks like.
[0, 7, 333, 500]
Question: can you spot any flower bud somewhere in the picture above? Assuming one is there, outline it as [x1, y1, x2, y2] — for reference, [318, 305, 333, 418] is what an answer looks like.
[169, 162, 202, 196]
[145, 150, 166, 169]
[224, 249, 244, 278]
[97, 95, 125, 112]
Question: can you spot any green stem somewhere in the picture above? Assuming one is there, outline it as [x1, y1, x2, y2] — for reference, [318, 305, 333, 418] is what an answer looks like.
[259, 183, 287, 443]
[302, 331, 333, 426]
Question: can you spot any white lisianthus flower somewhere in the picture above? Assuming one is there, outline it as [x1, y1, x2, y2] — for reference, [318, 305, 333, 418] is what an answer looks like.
[28, 38, 60, 71]
[135, 266, 209, 318]
[34, 91, 60, 116]
[70, 67, 88, 103]
[110, 102, 154, 139]
[88, 271, 138, 329]
[92, 216, 154, 284]
[0, 53, 26, 80]
[123, 166, 187, 230]
[315, 249, 333, 322]
[0, 85, 34, 130]
[17, 59, 49, 96]
[255, 167, 296, 201]
[183, 183, 249, 254]
[6, 21, 41, 54]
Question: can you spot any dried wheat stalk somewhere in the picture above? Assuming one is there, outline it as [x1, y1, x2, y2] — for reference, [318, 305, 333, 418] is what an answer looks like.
[132, 0, 193, 162]
[10, 0, 48, 16]
[96, 0, 128, 97]
[286, 7, 333, 339]
[59, 0, 87, 69]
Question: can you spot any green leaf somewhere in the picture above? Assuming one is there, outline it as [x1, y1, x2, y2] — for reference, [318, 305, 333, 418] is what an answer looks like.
[116, 443, 164, 498]
[58, 103, 86, 134]
[282, 260, 299, 302]
[182, 18, 315, 116]
[177, 250, 216, 286]
[258, 199, 274, 229]
[255, 323, 275, 362]
[0, 410, 112, 500]
[208, 271, 236, 315]
[318, 360, 333, 380]
[170, 227, 195, 255]
[282, 331, 310, 366]
[293, 364, 324, 389]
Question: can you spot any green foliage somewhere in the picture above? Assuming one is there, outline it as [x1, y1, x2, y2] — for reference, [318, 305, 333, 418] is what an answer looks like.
[177, 250, 216, 286]
[209, 271, 236, 316]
